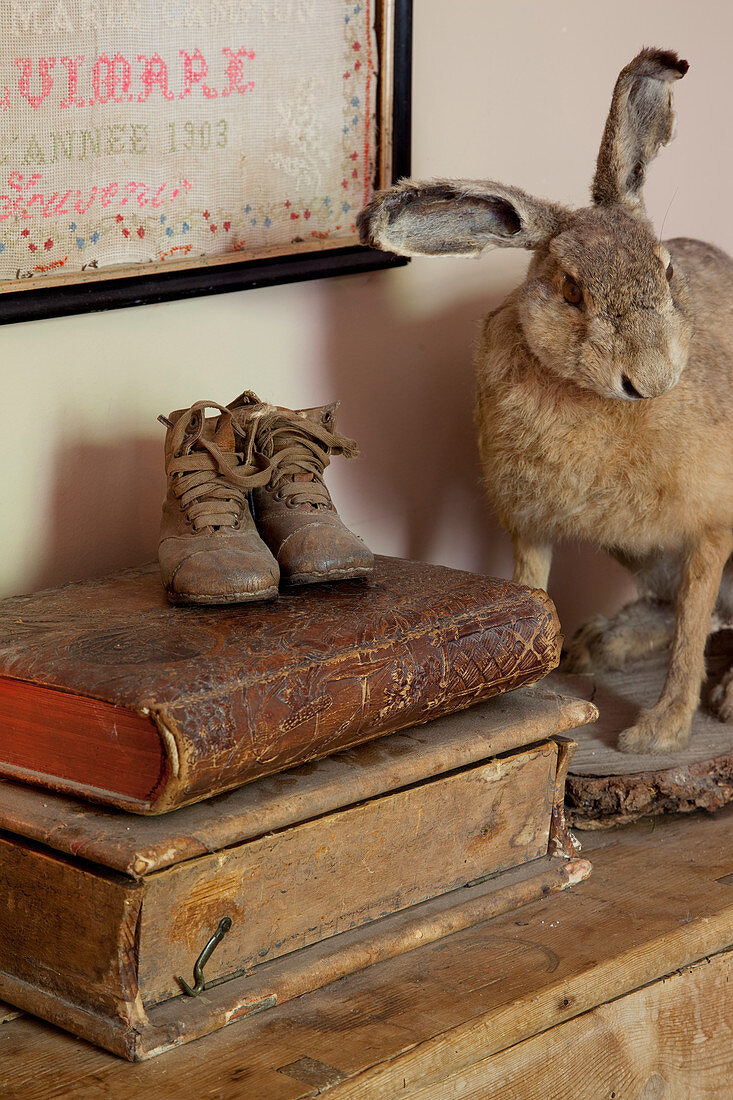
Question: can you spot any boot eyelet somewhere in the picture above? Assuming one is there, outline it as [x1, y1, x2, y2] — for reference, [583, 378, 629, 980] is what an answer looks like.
[230, 518, 240, 529]
[274, 489, 284, 502]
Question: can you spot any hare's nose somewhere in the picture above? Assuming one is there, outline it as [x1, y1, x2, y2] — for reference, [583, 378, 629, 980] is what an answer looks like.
[621, 375, 646, 399]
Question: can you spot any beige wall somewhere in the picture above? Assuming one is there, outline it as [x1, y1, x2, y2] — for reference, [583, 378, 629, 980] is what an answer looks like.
[4, 0, 732, 635]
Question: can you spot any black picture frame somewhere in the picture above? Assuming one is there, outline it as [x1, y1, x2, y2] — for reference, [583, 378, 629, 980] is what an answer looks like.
[0, 0, 412, 326]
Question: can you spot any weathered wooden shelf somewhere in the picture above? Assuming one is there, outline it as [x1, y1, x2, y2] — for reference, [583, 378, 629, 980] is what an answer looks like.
[2, 799, 732, 1096]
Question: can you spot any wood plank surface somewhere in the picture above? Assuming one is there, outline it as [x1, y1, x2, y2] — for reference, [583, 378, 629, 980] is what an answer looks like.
[1, 806, 731, 1098]
[138, 744, 557, 1004]
[383, 949, 733, 1099]
[0, 687, 595, 877]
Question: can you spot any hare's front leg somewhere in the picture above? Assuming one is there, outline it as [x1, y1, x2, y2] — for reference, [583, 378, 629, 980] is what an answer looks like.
[512, 535, 552, 591]
[618, 529, 733, 754]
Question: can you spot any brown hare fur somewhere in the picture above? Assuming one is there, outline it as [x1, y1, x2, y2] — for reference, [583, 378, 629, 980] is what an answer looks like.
[358, 48, 733, 754]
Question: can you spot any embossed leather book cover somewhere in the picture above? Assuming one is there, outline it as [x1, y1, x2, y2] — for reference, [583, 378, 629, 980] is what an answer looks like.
[0, 556, 561, 813]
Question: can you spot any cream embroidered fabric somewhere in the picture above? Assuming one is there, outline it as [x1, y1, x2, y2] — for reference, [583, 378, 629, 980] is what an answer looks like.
[0, 0, 378, 281]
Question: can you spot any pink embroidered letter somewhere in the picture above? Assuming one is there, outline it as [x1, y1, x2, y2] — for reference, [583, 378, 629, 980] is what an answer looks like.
[16, 58, 56, 110]
[90, 54, 132, 105]
[60, 57, 86, 108]
[138, 54, 175, 102]
[179, 49, 218, 99]
[221, 48, 255, 97]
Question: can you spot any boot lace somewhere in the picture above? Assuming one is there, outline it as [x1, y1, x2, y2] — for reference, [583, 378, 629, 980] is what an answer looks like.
[163, 402, 271, 532]
[254, 412, 358, 509]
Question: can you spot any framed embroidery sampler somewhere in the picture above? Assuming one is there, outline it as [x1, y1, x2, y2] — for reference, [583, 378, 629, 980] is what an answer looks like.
[0, 0, 411, 322]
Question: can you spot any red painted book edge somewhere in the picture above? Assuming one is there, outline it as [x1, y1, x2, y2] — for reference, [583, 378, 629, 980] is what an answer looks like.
[0, 677, 168, 813]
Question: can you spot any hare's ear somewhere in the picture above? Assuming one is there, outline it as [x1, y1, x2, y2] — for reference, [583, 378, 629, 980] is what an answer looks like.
[357, 180, 567, 257]
[592, 48, 688, 211]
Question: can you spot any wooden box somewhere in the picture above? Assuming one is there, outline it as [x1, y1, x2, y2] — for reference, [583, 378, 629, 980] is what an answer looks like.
[0, 688, 596, 1061]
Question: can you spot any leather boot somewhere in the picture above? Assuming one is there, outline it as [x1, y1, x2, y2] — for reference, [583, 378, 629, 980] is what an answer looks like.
[229, 393, 374, 585]
[158, 398, 280, 605]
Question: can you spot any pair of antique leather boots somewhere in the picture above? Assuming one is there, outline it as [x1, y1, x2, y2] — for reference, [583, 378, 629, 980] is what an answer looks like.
[158, 391, 374, 605]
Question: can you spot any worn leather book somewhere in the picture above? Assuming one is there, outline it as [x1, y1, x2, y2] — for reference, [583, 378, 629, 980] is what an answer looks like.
[0, 555, 561, 813]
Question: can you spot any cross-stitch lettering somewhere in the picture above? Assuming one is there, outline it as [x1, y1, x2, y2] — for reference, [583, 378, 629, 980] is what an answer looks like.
[0, 118, 229, 165]
[1, 0, 317, 34]
[0, 0, 376, 283]
[3, 48, 255, 109]
[160, 1, 317, 27]
[90, 53, 132, 105]
[59, 56, 85, 108]
[0, 171, 193, 219]
[3, 2, 143, 36]
[167, 118, 227, 152]
[180, 49, 218, 99]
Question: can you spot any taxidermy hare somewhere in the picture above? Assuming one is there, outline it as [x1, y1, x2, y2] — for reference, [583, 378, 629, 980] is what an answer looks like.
[358, 48, 733, 754]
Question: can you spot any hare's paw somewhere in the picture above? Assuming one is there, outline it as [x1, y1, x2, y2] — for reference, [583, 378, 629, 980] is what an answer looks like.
[562, 614, 613, 673]
[710, 669, 733, 722]
[617, 703, 692, 755]
[563, 600, 674, 674]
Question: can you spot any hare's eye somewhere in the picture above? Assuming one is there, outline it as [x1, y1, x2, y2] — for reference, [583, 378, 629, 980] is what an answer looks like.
[666, 264, 674, 282]
[562, 275, 583, 307]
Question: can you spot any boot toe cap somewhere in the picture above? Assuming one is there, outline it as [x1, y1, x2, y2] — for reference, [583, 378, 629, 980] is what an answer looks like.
[167, 548, 279, 604]
[276, 523, 374, 584]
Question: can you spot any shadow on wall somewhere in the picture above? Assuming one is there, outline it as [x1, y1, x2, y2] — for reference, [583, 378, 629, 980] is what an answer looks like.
[320, 273, 503, 575]
[27, 273, 634, 636]
[320, 272, 635, 637]
[31, 437, 164, 593]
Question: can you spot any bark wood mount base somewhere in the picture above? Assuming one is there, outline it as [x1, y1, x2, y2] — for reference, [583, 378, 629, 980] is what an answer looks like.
[549, 630, 733, 827]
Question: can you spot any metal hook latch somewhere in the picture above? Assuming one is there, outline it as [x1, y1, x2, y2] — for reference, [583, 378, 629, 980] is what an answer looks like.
[177, 916, 232, 997]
